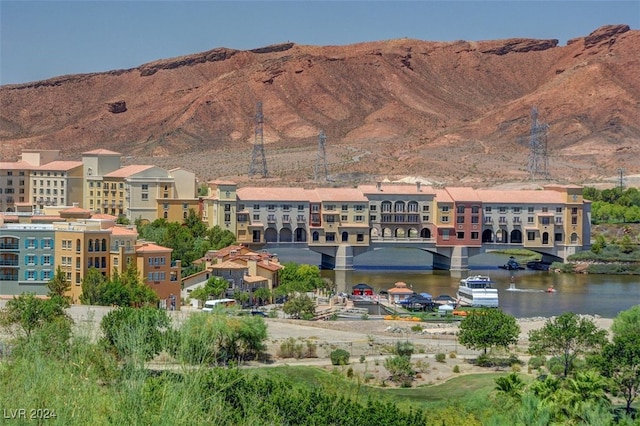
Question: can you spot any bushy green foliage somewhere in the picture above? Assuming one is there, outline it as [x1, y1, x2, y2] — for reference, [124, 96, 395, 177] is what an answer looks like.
[394, 340, 414, 358]
[276, 262, 326, 296]
[528, 356, 546, 370]
[189, 276, 228, 303]
[80, 264, 159, 307]
[282, 294, 316, 319]
[384, 355, 415, 387]
[277, 337, 317, 359]
[330, 348, 350, 365]
[458, 309, 520, 355]
[172, 312, 267, 365]
[435, 353, 446, 363]
[528, 312, 607, 377]
[100, 307, 171, 366]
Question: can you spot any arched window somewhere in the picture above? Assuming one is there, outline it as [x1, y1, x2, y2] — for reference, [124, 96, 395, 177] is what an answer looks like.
[102, 239, 107, 251]
[76, 239, 81, 252]
[312, 231, 319, 242]
[381, 201, 392, 213]
[88, 240, 94, 252]
[420, 228, 431, 239]
[342, 232, 349, 242]
[394, 201, 405, 213]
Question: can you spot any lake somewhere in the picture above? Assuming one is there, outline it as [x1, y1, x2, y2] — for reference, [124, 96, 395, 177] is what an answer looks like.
[271, 247, 640, 319]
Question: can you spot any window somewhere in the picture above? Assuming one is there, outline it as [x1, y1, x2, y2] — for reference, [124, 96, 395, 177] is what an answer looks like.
[571, 216, 578, 225]
[357, 233, 364, 242]
[370, 215, 377, 222]
[253, 204, 260, 210]
[342, 204, 348, 211]
[555, 217, 563, 224]
[267, 215, 276, 223]
[471, 206, 479, 214]
[26, 270, 36, 280]
[408, 214, 419, 222]
[267, 204, 275, 211]
[253, 214, 260, 221]
[326, 233, 335, 242]
[381, 214, 391, 223]
[141, 184, 149, 191]
[527, 231, 536, 241]
[42, 239, 52, 249]
[442, 229, 450, 240]
[441, 216, 449, 223]
[298, 204, 305, 211]
[485, 206, 492, 212]
[571, 207, 578, 214]
[471, 232, 479, 240]
[499, 217, 506, 223]
[224, 204, 231, 212]
[394, 215, 404, 222]
[556, 207, 563, 213]
[542, 207, 548, 213]
[311, 204, 320, 212]
[528, 207, 534, 213]
[514, 217, 521, 223]
[42, 270, 51, 280]
[422, 215, 429, 221]
[441, 206, 449, 212]
[42, 256, 51, 266]
[456, 232, 465, 239]
[457, 205, 465, 213]
[456, 216, 465, 224]
[26, 255, 36, 265]
[499, 207, 507, 213]
[370, 205, 377, 211]
[541, 217, 550, 225]
[355, 215, 364, 222]
[422, 205, 429, 212]
[26, 238, 36, 249]
[325, 205, 335, 211]
[142, 193, 149, 200]
[341, 215, 348, 221]
[224, 214, 231, 222]
[326, 215, 335, 223]
[355, 205, 364, 212]
[555, 233, 563, 242]
[471, 216, 479, 224]
[513, 207, 521, 214]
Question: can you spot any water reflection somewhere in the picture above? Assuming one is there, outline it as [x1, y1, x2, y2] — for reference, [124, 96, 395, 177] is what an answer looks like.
[274, 247, 640, 319]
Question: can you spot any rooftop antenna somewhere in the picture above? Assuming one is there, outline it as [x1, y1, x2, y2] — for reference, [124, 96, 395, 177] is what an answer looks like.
[527, 107, 550, 180]
[249, 101, 268, 178]
[314, 129, 328, 182]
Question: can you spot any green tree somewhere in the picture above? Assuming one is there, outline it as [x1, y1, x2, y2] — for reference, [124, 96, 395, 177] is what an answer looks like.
[276, 262, 324, 296]
[189, 276, 228, 303]
[206, 225, 236, 250]
[80, 267, 106, 305]
[253, 287, 271, 305]
[528, 312, 607, 377]
[457, 309, 520, 355]
[612, 304, 640, 337]
[384, 355, 415, 387]
[0, 292, 71, 339]
[184, 208, 207, 238]
[282, 294, 316, 319]
[234, 291, 250, 307]
[47, 265, 71, 306]
[197, 182, 209, 196]
[598, 333, 640, 415]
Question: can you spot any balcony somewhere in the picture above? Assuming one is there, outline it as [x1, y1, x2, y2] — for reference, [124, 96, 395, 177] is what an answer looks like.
[0, 259, 19, 266]
[0, 243, 19, 250]
[0, 274, 18, 281]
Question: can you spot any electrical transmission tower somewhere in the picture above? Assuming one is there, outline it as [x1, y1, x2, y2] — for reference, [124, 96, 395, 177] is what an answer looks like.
[249, 101, 268, 178]
[527, 107, 550, 180]
[314, 130, 328, 182]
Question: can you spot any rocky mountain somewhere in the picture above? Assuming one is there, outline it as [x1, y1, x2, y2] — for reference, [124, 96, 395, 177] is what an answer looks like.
[1, 24, 638, 187]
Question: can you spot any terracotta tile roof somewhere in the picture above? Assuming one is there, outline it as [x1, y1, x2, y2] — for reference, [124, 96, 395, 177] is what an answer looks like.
[109, 226, 138, 236]
[210, 260, 247, 270]
[358, 184, 435, 195]
[387, 281, 414, 294]
[433, 189, 453, 203]
[135, 242, 172, 253]
[237, 187, 315, 202]
[82, 149, 121, 155]
[208, 180, 238, 186]
[243, 275, 267, 283]
[257, 260, 284, 271]
[209, 245, 249, 258]
[62, 206, 92, 214]
[312, 187, 368, 202]
[33, 161, 83, 171]
[0, 161, 34, 170]
[91, 213, 118, 220]
[445, 187, 482, 202]
[476, 189, 565, 204]
[104, 165, 155, 178]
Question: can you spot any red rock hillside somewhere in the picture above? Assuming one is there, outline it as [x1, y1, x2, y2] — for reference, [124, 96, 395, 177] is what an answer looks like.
[1, 24, 638, 187]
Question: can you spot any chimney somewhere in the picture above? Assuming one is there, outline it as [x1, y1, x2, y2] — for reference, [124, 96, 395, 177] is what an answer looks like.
[416, 181, 422, 192]
[72, 202, 79, 208]
[376, 182, 382, 191]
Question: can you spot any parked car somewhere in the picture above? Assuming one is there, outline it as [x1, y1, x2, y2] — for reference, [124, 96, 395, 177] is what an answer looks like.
[250, 310, 268, 317]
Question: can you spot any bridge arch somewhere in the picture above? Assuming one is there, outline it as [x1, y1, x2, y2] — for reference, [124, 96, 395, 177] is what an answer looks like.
[382, 228, 392, 238]
[420, 228, 431, 239]
[395, 228, 405, 238]
[496, 229, 508, 243]
[408, 227, 418, 238]
[510, 229, 522, 244]
[482, 229, 494, 242]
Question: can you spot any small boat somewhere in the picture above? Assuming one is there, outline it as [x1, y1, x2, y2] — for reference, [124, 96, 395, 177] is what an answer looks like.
[457, 275, 499, 308]
[499, 256, 525, 270]
[546, 287, 557, 293]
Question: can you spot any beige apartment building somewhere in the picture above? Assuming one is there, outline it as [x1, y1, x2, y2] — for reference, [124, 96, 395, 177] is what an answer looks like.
[30, 161, 83, 211]
[202, 181, 239, 235]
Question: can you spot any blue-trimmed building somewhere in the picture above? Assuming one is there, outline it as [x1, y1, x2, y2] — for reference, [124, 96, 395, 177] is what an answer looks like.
[0, 223, 55, 296]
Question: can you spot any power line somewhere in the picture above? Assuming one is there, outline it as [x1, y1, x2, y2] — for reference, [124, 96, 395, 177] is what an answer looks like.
[314, 130, 328, 182]
[527, 107, 550, 180]
[248, 101, 268, 178]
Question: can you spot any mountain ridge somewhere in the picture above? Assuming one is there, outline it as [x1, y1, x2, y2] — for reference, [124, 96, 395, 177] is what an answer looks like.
[1, 24, 638, 187]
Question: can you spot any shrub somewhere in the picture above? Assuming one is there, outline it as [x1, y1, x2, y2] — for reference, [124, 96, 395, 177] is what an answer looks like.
[359, 355, 365, 363]
[277, 337, 317, 359]
[411, 324, 423, 332]
[346, 367, 354, 378]
[453, 365, 460, 373]
[330, 349, 350, 366]
[435, 353, 446, 363]
[449, 351, 457, 358]
[528, 356, 546, 370]
[395, 341, 414, 358]
[384, 355, 415, 387]
[414, 359, 430, 373]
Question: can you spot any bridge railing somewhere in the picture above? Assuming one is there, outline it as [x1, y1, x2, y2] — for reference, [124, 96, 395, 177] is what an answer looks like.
[370, 237, 437, 243]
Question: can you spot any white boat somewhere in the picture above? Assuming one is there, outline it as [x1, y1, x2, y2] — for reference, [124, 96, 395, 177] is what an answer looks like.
[457, 275, 499, 308]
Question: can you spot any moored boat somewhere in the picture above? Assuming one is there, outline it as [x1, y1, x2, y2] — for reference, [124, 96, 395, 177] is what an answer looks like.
[457, 275, 499, 308]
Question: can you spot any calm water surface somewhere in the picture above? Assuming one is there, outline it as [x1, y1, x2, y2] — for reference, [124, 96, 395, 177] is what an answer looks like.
[272, 247, 640, 319]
